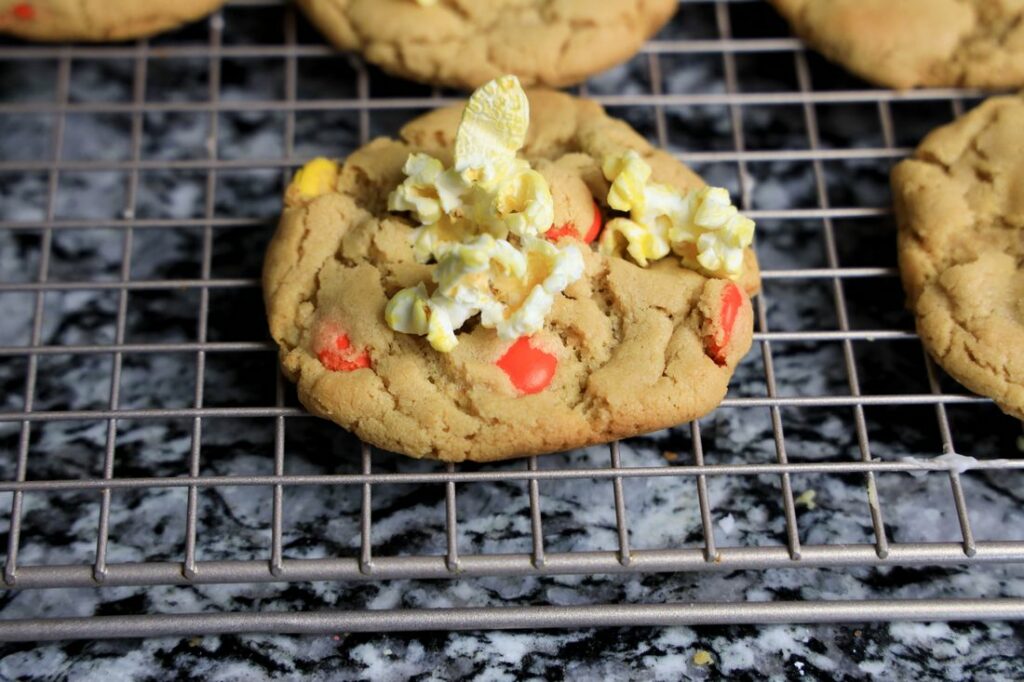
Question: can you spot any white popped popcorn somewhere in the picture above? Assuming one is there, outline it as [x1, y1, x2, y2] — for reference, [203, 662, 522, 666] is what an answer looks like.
[385, 75, 583, 353]
[598, 150, 755, 279]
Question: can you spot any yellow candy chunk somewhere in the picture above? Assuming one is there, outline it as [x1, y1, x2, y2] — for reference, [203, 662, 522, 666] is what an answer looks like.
[285, 157, 339, 207]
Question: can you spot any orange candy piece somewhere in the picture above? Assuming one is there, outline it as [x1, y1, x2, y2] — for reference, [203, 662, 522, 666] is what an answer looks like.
[706, 283, 744, 366]
[582, 201, 602, 243]
[317, 330, 371, 372]
[545, 201, 602, 244]
[12, 3, 34, 20]
[496, 336, 557, 395]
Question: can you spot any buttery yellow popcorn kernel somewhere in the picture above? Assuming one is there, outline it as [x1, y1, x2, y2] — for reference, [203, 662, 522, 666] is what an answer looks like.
[599, 217, 668, 267]
[600, 153, 755, 279]
[488, 168, 555, 239]
[384, 283, 430, 335]
[384, 75, 580, 353]
[455, 75, 530, 185]
[603, 151, 651, 213]
[284, 157, 339, 206]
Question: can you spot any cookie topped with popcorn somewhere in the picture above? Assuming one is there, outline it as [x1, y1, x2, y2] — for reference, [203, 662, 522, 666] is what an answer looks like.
[264, 76, 760, 462]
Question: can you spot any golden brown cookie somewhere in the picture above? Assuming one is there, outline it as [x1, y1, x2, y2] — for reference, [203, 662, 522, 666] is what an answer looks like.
[0, 0, 226, 42]
[770, 0, 1024, 89]
[295, 0, 677, 90]
[263, 89, 761, 462]
[893, 93, 1024, 420]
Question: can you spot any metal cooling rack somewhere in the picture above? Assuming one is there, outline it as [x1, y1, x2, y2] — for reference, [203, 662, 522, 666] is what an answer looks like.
[0, 0, 1023, 641]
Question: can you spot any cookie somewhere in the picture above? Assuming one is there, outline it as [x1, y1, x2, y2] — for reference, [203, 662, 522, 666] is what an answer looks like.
[264, 80, 761, 462]
[0, 0, 225, 42]
[295, 0, 677, 90]
[893, 94, 1024, 420]
[770, 0, 1024, 89]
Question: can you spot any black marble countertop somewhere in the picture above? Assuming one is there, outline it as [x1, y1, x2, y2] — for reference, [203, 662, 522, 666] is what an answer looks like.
[0, 1, 1022, 679]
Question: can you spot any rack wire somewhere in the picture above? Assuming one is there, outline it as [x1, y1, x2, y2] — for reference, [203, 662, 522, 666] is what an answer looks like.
[0, 0, 1023, 641]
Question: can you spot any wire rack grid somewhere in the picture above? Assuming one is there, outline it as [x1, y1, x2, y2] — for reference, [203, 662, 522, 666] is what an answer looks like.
[0, 0, 1023, 641]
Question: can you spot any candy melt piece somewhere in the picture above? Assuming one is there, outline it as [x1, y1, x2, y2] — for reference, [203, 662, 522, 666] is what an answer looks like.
[583, 202, 603, 243]
[705, 283, 744, 366]
[286, 157, 340, 206]
[315, 325, 371, 372]
[544, 223, 577, 242]
[545, 202, 603, 244]
[12, 4, 34, 20]
[496, 337, 557, 395]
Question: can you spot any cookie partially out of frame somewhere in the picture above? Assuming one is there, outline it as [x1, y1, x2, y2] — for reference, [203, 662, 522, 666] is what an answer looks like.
[770, 0, 1024, 89]
[295, 0, 677, 90]
[893, 94, 1024, 420]
[263, 90, 761, 462]
[0, 0, 225, 42]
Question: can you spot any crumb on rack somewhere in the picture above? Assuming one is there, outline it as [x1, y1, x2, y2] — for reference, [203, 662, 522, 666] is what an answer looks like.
[795, 489, 817, 510]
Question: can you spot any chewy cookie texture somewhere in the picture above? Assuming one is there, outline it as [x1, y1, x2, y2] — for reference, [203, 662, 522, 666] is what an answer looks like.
[0, 0, 226, 41]
[263, 83, 761, 462]
[295, 0, 678, 90]
[893, 94, 1024, 421]
[770, 0, 1024, 89]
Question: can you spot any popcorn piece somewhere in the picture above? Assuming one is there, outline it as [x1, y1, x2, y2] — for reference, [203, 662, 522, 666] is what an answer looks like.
[285, 157, 340, 207]
[413, 0, 437, 5]
[385, 235, 583, 353]
[385, 76, 582, 357]
[384, 283, 431, 335]
[599, 152, 755, 279]
[487, 168, 555, 239]
[603, 151, 651, 213]
[388, 153, 452, 225]
[455, 75, 531, 188]
[599, 217, 670, 267]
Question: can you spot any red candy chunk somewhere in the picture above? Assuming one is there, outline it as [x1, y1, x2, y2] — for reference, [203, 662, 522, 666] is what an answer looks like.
[496, 336, 557, 395]
[545, 201, 603, 244]
[12, 3, 34, 20]
[706, 283, 744, 366]
[317, 329, 371, 372]
[544, 223, 577, 242]
[582, 201, 602, 243]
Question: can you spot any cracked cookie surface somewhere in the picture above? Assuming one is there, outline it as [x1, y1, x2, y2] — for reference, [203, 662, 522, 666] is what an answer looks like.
[770, 0, 1024, 89]
[295, 0, 677, 90]
[893, 93, 1024, 420]
[0, 0, 225, 41]
[263, 90, 761, 462]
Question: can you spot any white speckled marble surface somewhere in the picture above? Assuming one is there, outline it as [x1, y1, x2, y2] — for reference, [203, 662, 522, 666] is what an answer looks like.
[0, 2, 1023, 679]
